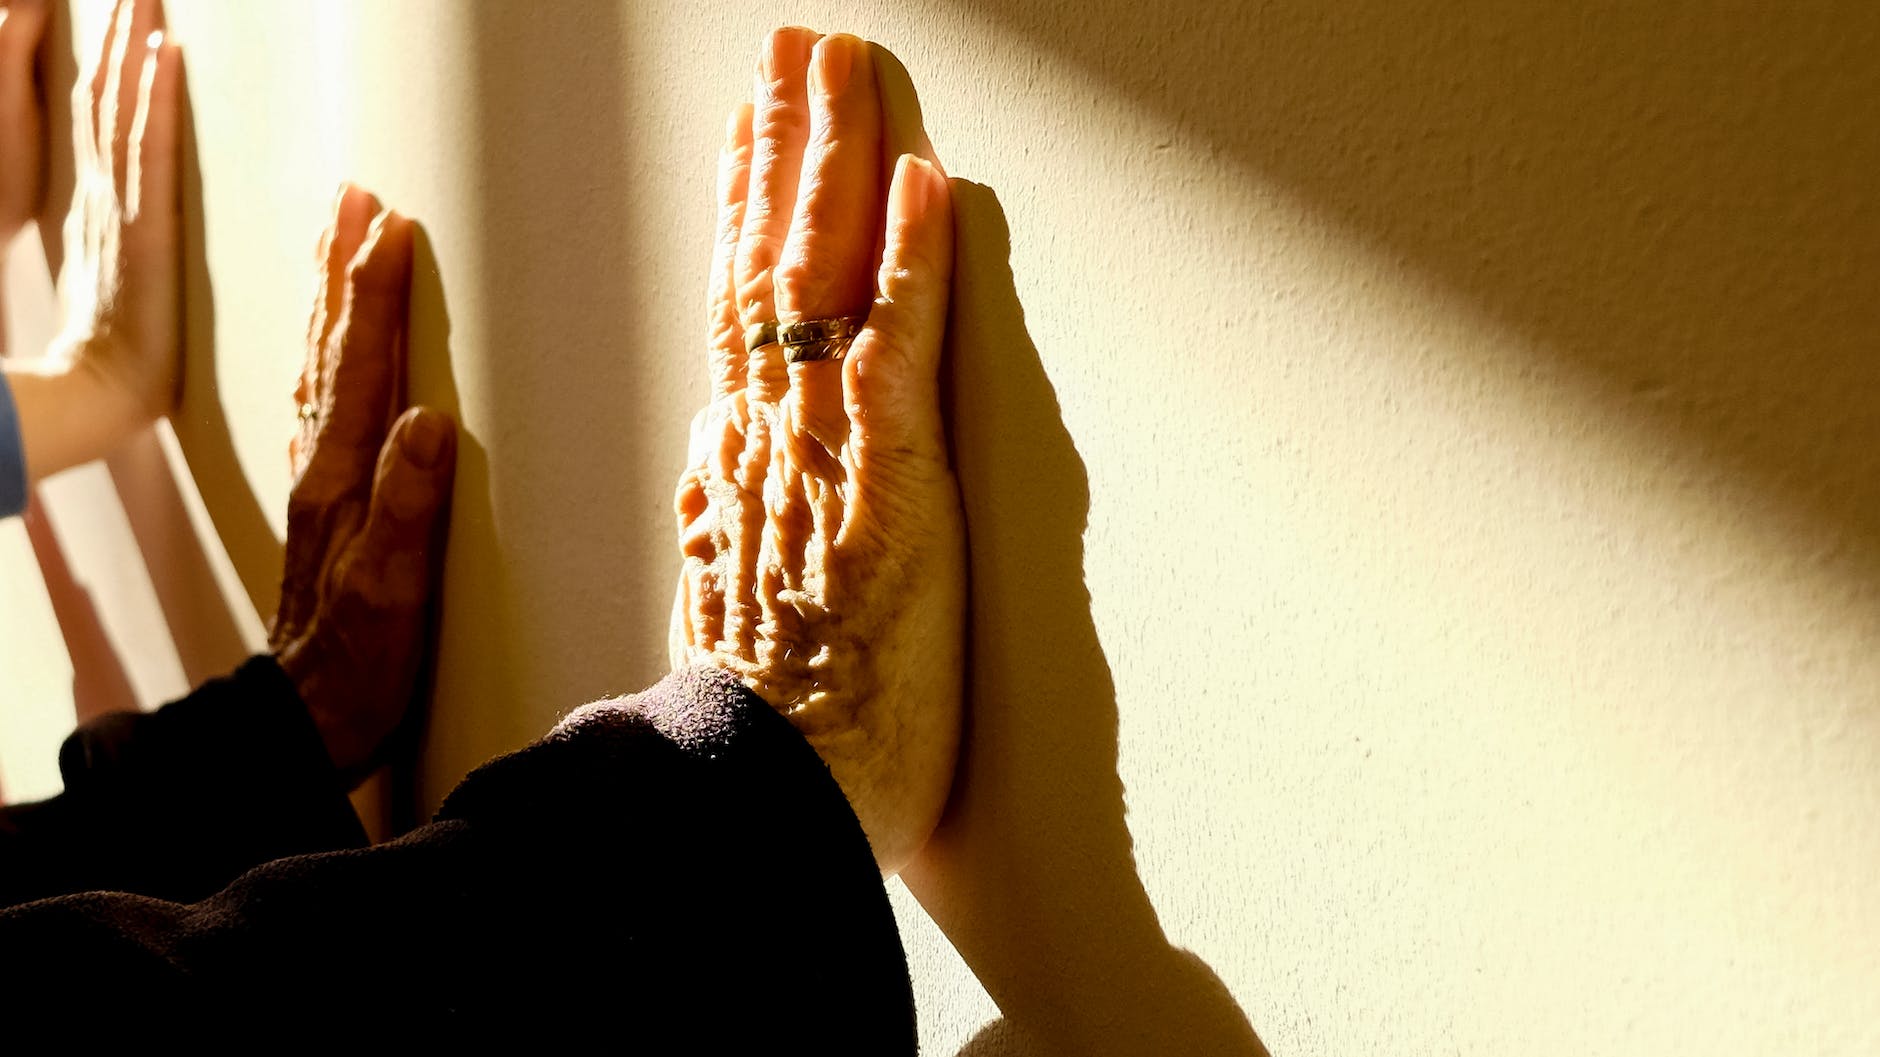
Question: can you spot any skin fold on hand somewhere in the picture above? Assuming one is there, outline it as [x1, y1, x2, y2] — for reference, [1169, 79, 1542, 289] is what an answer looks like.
[671, 28, 965, 874]
[269, 185, 457, 787]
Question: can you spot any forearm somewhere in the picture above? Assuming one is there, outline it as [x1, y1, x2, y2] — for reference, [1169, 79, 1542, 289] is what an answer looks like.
[2, 347, 149, 485]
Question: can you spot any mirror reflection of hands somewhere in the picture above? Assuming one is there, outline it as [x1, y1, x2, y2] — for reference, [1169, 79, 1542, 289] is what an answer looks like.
[59, 0, 182, 427]
[4, 0, 182, 481]
[672, 28, 963, 874]
[270, 186, 456, 787]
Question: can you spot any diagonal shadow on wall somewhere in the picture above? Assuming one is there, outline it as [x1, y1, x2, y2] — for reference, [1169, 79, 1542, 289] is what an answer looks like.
[950, 0, 1880, 595]
[901, 182, 1268, 1057]
[165, 56, 285, 627]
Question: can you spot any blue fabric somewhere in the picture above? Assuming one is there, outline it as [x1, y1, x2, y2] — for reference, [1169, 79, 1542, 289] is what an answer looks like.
[0, 372, 25, 518]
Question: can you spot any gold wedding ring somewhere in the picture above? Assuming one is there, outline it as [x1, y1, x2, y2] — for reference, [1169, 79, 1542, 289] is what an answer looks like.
[744, 314, 869, 364]
[777, 314, 867, 364]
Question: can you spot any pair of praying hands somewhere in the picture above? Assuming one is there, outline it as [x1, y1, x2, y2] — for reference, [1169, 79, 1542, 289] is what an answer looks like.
[3, 5, 964, 873]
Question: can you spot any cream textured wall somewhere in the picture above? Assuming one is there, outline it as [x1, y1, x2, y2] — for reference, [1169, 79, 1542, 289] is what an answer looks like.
[2, 2, 1876, 1054]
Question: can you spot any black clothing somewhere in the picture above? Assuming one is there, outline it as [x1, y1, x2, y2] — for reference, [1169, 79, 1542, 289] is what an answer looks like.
[0, 659, 914, 1052]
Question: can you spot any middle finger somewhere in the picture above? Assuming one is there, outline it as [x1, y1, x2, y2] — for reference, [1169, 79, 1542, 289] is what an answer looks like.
[774, 33, 883, 439]
[735, 26, 820, 402]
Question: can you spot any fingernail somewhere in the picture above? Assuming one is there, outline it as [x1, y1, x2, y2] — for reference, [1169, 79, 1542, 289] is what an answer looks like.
[814, 35, 856, 95]
[896, 155, 933, 215]
[399, 410, 452, 469]
[761, 27, 815, 82]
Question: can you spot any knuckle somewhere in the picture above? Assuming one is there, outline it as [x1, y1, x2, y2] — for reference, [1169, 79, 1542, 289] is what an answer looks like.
[876, 257, 928, 301]
[674, 470, 709, 519]
[856, 326, 918, 379]
[736, 227, 785, 276]
[755, 96, 811, 141]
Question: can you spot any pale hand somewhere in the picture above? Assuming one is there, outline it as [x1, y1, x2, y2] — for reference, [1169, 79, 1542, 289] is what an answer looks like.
[672, 29, 964, 874]
[53, 0, 182, 429]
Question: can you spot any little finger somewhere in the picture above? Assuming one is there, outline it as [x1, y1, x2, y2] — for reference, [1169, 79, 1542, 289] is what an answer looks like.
[124, 30, 176, 223]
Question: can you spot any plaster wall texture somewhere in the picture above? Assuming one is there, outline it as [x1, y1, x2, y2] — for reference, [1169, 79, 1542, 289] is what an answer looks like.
[1, 2, 1876, 1055]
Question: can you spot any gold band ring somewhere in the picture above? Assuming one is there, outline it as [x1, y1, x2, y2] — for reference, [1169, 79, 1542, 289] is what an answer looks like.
[778, 314, 867, 364]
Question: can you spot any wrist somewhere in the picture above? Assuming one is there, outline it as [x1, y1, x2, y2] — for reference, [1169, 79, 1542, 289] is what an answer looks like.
[3, 347, 148, 482]
[273, 638, 391, 788]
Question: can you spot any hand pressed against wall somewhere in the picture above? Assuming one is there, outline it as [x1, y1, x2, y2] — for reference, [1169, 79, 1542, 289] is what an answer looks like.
[672, 29, 963, 874]
[270, 186, 456, 786]
[1, 0, 183, 481]
[60, 0, 182, 423]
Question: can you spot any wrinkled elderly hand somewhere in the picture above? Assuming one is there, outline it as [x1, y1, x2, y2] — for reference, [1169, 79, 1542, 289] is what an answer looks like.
[269, 186, 456, 786]
[0, 0, 48, 245]
[672, 28, 963, 873]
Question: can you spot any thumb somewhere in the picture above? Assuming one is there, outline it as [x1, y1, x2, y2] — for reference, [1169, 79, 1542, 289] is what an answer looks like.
[843, 153, 953, 460]
[358, 406, 457, 612]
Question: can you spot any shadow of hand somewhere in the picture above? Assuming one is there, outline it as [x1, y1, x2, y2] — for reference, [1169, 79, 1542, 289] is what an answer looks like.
[900, 182, 1267, 1057]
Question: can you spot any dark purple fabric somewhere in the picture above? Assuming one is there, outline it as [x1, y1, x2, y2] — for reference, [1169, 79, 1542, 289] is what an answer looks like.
[0, 659, 915, 1053]
[0, 656, 366, 907]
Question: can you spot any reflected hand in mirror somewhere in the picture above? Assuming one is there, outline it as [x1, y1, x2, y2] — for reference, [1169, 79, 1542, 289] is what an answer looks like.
[671, 28, 964, 873]
[270, 185, 456, 787]
[4, 0, 181, 482]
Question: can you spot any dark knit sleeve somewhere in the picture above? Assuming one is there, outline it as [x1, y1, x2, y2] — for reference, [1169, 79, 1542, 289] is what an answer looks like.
[0, 655, 367, 908]
[0, 666, 916, 1053]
